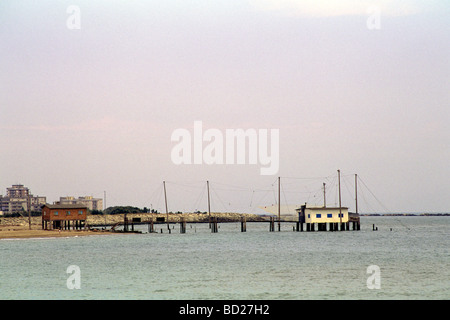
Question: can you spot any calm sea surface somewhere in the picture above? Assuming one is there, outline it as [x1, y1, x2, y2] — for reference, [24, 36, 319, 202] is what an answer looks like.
[0, 216, 449, 300]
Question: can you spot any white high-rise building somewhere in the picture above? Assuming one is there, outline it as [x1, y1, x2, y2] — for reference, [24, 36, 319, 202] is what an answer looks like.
[0, 184, 46, 215]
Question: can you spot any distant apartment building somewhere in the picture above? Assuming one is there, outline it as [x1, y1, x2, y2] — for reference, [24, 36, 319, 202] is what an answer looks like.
[55, 196, 103, 211]
[0, 184, 46, 215]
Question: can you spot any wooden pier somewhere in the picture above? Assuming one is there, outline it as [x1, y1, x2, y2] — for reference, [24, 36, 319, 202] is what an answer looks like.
[92, 171, 364, 234]
[103, 215, 360, 234]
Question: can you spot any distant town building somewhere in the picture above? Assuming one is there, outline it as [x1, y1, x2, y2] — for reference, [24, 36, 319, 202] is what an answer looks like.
[55, 196, 103, 211]
[0, 184, 46, 215]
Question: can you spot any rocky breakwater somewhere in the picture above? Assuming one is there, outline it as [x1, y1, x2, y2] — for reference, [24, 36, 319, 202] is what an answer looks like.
[87, 212, 266, 226]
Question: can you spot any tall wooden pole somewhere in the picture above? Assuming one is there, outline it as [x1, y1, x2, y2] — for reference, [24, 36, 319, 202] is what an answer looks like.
[207, 180, 211, 228]
[355, 174, 358, 214]
[104, 190, 107, 226]
[323, 182, 326, 208]
[338, 170, 342, 224]
[278, 176, 281, 231]
[163, 181, 169, 229]
[27, 193, 31, 230]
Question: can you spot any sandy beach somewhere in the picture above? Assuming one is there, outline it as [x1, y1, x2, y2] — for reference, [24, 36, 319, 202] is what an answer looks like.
[0, 226, 106, 239]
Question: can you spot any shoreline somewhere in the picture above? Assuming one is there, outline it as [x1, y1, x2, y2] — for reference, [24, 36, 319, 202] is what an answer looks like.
[0, 212, 265, 239]
[0, 226, 114, 240]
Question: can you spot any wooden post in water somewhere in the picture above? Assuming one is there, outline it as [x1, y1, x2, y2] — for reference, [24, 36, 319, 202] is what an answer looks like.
[211, 217, 218, 233]
[148, 218, 154, 233]
[241, 216, 246, 232]
[180, 217, 186, 234]
[269, 216, 275, 232]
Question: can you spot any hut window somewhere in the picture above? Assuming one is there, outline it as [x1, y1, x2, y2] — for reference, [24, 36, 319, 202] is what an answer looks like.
[327, 214, 332, 218]
[78, 210, 83, 215]
[316, 214, 321, 218]
[54, 211, 58, 215]
[67, 211, 71, 215]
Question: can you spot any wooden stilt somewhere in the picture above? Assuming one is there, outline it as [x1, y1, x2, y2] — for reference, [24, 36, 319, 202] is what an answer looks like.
[210, 217, 218, 233]
[148, 218, 154, 233]
[269, 217, 275, 232]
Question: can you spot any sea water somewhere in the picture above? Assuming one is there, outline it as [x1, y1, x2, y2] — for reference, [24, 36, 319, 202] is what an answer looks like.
[0, 216, 448, 299]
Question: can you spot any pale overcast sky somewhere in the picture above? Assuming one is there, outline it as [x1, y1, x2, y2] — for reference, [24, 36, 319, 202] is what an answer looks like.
[1, 1, 449, 213]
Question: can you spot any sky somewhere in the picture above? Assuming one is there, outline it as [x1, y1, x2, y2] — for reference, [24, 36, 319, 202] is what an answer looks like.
[1, 0, 449, 213]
